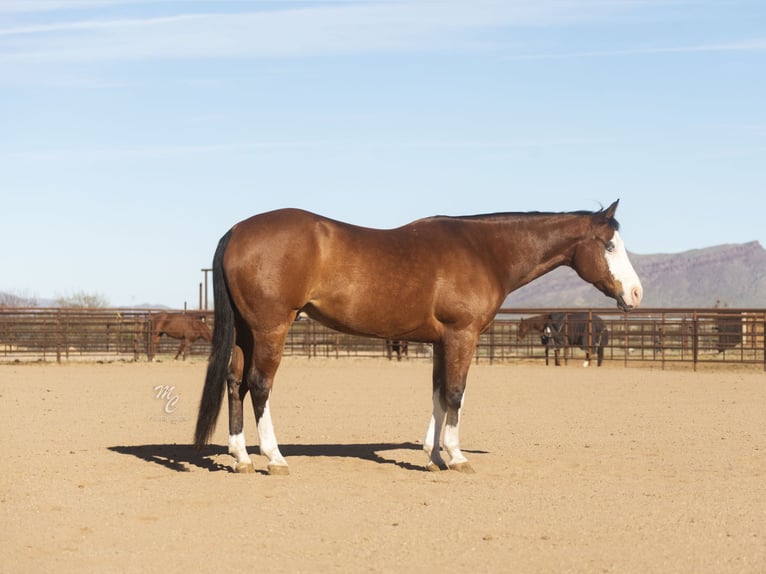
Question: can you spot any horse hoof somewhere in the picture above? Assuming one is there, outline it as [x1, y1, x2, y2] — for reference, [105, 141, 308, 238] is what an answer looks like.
[449, 462, 476, 474]
[426, 462, 446, 472]
[267, 463, 290, 476]
[582, 361, 590, 368]
[235, 462, 255, 474]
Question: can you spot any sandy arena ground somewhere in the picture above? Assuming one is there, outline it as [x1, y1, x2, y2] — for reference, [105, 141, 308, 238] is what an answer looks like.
[1, 358, 764, 573]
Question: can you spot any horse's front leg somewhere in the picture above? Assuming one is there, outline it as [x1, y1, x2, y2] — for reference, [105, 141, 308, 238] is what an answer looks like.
[423, 388, 448, 471]
[423, 343, 448, 470]
[441, 394, 473, 473]
[423, 338, 476, 473]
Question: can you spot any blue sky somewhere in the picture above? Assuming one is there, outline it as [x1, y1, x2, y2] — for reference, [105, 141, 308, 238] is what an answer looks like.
[2, 0, 764, 307]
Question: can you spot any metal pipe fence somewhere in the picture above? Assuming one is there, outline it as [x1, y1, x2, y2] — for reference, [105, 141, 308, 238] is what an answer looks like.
[0, 307, 764, 370]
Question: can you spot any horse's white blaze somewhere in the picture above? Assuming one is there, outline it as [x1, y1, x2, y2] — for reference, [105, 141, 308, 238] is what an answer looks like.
[606, 231, 643, 307]
[256, 398, 287, 468]
[228, 432, 251, 465]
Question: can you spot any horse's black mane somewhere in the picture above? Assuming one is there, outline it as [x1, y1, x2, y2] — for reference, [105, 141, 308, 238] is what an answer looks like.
[433, 206, 620, 230]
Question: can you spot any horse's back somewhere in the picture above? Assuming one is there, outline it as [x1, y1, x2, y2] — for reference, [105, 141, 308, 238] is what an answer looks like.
[221, 209, 505, 341]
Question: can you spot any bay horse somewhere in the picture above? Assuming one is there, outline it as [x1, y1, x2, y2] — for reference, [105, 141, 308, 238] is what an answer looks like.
[518, 312, 609, 367]
[150, 312, 212, 361]
[194, 200, 643, 474]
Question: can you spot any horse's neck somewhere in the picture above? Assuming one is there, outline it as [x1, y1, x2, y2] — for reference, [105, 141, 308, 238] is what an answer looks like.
[493, 214, 589, 293]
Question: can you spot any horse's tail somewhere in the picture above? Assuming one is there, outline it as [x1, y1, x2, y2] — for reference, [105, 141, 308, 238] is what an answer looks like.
[194, 229, 235, 450]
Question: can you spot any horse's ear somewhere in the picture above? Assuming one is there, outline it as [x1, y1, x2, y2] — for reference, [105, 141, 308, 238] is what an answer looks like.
[596, 199, 620, 229]
[603, 199, 619, 219]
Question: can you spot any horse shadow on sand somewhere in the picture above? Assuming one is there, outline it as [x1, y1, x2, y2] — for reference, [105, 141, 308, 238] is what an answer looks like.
[108, 442, 487, 474]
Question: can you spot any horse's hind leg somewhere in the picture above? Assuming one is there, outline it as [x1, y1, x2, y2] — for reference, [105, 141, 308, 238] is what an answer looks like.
[227, 345, 255, 473]
[253, 391, 288, 475]
[174, 339, 187, 361]
[149, 333, 159, 361]
[247, 323, 291, 475]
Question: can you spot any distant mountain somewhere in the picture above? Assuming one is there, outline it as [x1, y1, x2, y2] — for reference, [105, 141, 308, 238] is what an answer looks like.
[505, 241, 766, 308]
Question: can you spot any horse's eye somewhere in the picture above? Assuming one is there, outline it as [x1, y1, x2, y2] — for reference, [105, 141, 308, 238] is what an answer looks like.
[605, 241, 615, 253]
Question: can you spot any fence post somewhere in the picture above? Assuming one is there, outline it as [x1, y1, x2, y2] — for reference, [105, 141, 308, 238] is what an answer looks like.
[491, 322, 496, 365]
[309, 320, 315, 358]
[335, 334, 339, 359]
[692, 311, 698, 372]
[133, 314, 141, 362]
[55, 309, 62, 363]
[661, 312, 666, 370]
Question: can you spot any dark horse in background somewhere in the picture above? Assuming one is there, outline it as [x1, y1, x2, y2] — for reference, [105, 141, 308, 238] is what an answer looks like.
[195, 200, 643, 474]
[150, 312, 212, 360]
[518, 312, 609, 367]
[386, 339, 409, 361]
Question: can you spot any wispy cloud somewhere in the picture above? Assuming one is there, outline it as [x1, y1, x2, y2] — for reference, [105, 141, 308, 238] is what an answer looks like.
[0, 1, 639, 63]
[401, 137, 615, 149]
[505, 39, 766, 60]
[0, 136, 615, 163]
[0, 141, 332, 162]
[0, 14, 202, 37]
[0, 0, 245, 14]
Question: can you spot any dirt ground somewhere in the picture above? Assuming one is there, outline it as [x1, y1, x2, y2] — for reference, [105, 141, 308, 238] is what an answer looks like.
[1, 358, 764, 573]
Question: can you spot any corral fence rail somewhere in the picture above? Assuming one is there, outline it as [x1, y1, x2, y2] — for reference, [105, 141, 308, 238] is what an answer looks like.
[0, 307, 763, 370]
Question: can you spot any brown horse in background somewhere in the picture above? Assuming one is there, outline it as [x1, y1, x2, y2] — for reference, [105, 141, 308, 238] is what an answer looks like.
[151, 312, 212, 360]
[518, 312, 609, 367]
[195, 200, 643, 474]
